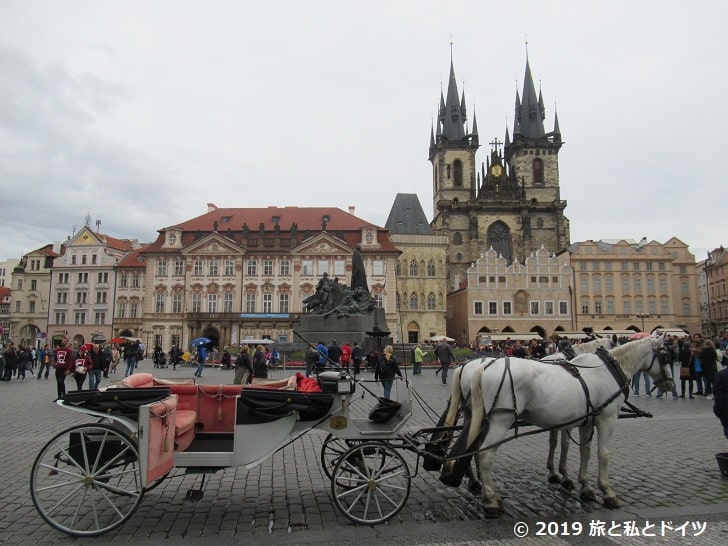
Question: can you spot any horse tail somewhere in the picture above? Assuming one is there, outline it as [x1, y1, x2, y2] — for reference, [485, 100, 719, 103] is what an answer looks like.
[425, 366, 464, 472]
[467, 360, 489, 449]
[444, 365, 463, 426]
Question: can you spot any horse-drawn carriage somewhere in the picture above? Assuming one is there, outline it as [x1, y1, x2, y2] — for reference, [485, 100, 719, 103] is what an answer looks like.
[30, 334, 672, 537]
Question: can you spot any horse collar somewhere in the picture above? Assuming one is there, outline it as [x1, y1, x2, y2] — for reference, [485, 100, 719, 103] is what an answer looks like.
[595, 347, 630, 397]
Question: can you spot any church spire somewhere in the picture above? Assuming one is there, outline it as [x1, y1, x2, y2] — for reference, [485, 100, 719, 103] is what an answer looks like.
[514, 57, 546, 139]
[438, 58, 467, 140]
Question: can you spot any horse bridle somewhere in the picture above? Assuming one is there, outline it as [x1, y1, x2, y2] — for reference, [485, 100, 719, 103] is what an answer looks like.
[645, 345, 674, 390]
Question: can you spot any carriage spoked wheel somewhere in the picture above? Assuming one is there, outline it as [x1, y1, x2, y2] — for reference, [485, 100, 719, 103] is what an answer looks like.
[331, 442, 411, 525]
[30, 423, 145, 537]
[320, 433, 364, 480]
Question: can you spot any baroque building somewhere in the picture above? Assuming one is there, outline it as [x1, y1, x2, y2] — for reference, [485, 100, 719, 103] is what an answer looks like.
[568, 238, 700, 335]
[704, 246, 728, 337]
[430, 55, 570, 291]
[7, 244, 59, 348]
[115, 204, 400, 350]
[385, 193, 448, 343]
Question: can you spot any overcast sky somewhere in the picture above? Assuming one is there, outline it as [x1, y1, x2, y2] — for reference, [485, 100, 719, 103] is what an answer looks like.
[1, 0, 726, 263]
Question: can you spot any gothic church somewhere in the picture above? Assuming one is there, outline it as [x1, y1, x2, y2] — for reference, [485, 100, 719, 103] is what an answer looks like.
[429, 55, 570, 290]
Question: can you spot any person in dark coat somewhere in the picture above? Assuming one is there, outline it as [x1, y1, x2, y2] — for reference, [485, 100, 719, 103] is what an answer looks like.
[233, 344, 253, 385]
[375, 345, 402, 400]
[713, 364, 728, 439]
[252, 345, 268, 379]
[699, 340, 719, 399]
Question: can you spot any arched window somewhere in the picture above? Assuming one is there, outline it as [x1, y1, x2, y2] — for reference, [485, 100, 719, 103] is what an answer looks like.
[410, 292, 418, 310]
[427, 292, 436, 310]
[396, 292, 401, 310]
[453, 159, 463, 187]
[487, 221, 512, 263]
[395, 262, 401, 276]
[532, 158, 544, 184]
[409, 260, 418, 276]
[427, 260, 436, 276]
[453, 232, 462, 245]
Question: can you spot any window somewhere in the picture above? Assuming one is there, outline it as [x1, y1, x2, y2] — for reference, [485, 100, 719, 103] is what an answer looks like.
[118, 303, 126, 318]
[279, 260, 291, 276]
[245, 294, 256, 313]
[679, 266, 687, 274]
[96, 291, 107, 304]
[131, 273, 140, 288]
[532, 158, 544, 183]
[635, 300, 644, 313]
[681, 280, 689, 295]
[621, 262, 628, 271]
[15, 300, 20, 312]
[225, 260, 235, 276]
[646, 262, 653, 271]
[155, 294, 165, 313]
[453, 159, 463, 186]
[31, 279, 37, 290]
[531, 301, 540, 315]
[605, 276, 613, 292]
[592, 262, 600, 271]
[683, 302, 690, 315]
[658, 262, 666, 271]
[71, 255, 77, 265]
[559, 301, 568, 315]
[157, 260, 168, 276]
[622, 277, 629, 291]
[29, 301, 36, 313]
[318, 260, 329, 276]
[263, 293, 272, 313]
[544, 301, 554, 315]
[209, 260, 219, 276]
[57, 292, 68, 304]
[279, 293, 289, 313]
[427, 260, 436, 276]
[659, 277, 668, 293]
[660, 300, 669, 314]
[452, 232, 462, 245]
[55, 312, 66, 324]
[334, 260, 345, 276]
[78, 272, 88, 284]
[75, 312, 86, 325]
[474, 301, 483, 315]
[59, 273, 69, 284]
[605, 262, 612, 271]
[192, 294, 201, 313]
[173, 294, 182, 313]
[224, 293, 233, 313]
[581, 301, 589, 314]
[503, 301, 512, 315]
[593, 277, 602, 292]
[76, 291, 87, 304]
[409, 293, 418, 310]
[94, 312, 105, 325]
[81, 254, 87, 265]
[174, 260, 185, 276]
[594, 300, 602, 314]
[194, 260, 204, 276]
[489, 301, 498, 315]
[634, 278, 642, 291]
[97, 272, 108, 283]
[623, 300, 631, 313]
[373, 260, 384, 275]
[648, 300, 657, 314]
[633, 262, 640, 271]
[208, 294, 217, 313]
[263, 260, 273, 276]
[409, 260, 418, 276]
[130, 302, 138, 318]
[580, 277, 588, 292]
[427, 293, 436, 310]
[301, 260, 313, 275]
[647, 277, 655, 293]
[607, 300, 615, 314]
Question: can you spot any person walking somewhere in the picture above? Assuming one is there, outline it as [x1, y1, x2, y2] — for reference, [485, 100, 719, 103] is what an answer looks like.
[315, 341, 328, 374]
[305, 343, 318, 377]
[37, 343, 52, 379]
[110, 345, 120, 374]
[328, 340, 342, 367]
[699, 339, 719, 400]
[435, 339, 455, 386]
[375, 345, 402, 400]
[72, 347, 92, 391]
[351, 342, 363, 375]
[87, 344, 104, 390]
[2, 342, 18, 381]
[413, 344, 425, 375]
[123, 342, 138, 377]
[17, 345, 32, 381]
[233, 344, 253, 385]
[252, 344, 268, 380]
[169, 343, 181, 370]
[340, 342, 352, 371]
[194, 345, 207, 378]
[680, 334, 703, 398]
[53, 338, 75, 401]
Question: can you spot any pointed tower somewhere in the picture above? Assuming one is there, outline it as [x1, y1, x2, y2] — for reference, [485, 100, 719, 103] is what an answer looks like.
[504, 54, 569, 256]
[429, 54, 479, 288]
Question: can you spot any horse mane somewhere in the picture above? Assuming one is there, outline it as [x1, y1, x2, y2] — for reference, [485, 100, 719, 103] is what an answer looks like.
[573, 337, 610, 355]
[609, 338, 656, 376]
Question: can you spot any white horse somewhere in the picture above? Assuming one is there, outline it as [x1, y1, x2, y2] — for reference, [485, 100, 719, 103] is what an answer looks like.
[440, 334, 672, 516]
[540, 337, 615, 488]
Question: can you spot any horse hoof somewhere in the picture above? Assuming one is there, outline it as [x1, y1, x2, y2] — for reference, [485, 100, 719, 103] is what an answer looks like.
[603, 496, 621, 509]
[468, 480, 483, 494]
[548, 475, 562, 484]
[561, 478, 575, 490]
[484, 505, 503, 518]
[580, 490, 597, 503]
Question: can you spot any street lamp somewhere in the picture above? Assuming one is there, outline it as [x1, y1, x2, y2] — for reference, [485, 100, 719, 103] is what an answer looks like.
[637, 313, 650, 333]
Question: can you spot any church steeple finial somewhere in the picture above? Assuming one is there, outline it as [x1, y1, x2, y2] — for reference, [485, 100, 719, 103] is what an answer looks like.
[436, 43, 467, 141]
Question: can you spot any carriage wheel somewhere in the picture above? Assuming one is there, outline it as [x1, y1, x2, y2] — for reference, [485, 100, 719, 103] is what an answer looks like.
[320, 433, 361, 480]
[331, 442, 411, 525]
[30, 423, 144, 537]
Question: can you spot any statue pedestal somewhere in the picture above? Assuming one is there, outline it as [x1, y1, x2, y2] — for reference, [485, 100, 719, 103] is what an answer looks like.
[295, 308, 391, 354]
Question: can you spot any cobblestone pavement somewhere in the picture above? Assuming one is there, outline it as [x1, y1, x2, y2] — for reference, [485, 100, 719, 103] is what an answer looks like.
[2, 361, 728, 545]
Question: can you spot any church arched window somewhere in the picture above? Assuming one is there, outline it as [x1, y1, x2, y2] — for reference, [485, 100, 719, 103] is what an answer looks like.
[409, 260, 418, 276]
[487, 221, 512, 263]
[427, 292, 436, 310]
[453, 232, 462, 245]
[410, 292, 418, 310]
[453, 159, 463, 187]
[427, 260, 436, 276]
[532, 158, 544, 184]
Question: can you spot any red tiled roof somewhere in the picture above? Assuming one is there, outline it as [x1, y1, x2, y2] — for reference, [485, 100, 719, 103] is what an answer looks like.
[0, 286, 10, 298]
[117, 247, 148, 268]
[142, 206, 399, 254]
[27, 243, 61, 258]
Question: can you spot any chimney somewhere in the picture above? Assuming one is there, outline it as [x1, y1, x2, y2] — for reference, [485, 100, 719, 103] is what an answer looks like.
[53, 241, 62, 254]
[348, 206, 355, 215]
[207, 203, 218, 213]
